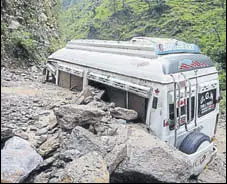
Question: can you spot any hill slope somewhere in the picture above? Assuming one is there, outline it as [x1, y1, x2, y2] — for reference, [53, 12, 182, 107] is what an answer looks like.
[1, 0, 61, 67]
[58, 0, 226, 70]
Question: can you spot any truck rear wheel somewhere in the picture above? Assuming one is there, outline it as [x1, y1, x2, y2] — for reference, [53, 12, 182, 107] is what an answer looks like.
[179, 132, 211, 155]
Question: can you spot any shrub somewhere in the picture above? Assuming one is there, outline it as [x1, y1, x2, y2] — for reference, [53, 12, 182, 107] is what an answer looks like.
[9, 30, 38, 61]
[219, 71, 226, 91]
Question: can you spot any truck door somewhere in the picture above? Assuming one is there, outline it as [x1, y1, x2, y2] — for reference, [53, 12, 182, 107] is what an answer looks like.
[169, 72, 197, 147]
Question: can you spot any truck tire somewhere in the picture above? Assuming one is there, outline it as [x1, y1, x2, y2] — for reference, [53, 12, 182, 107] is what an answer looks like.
[179, 132, 211, 155]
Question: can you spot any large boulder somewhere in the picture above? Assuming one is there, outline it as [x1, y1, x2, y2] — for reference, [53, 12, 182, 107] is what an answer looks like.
[59, 126, 107, 161]
[105, 143, 127, 174]
[99, 123, 129, 152]
[1, 136, 43, 183]
[60, 151, 109, 183]
[99, 123, 128, 174]
[54, 104, 106, 131]
[110, 107, 138, 121]
[111, 125, 193, 183]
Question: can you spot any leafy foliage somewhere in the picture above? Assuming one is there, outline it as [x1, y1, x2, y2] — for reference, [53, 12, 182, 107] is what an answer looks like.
[1, 0, 61, 66]
[220, 91, 226, 113]
[58, 0, 226, 112]
[59, 0, 226, 69]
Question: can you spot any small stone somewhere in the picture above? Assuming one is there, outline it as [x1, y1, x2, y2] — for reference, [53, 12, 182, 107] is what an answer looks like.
[83, 96, 94, 104]
[34, 172, 51, 183]
[8, 20, 20, 30]
[36, 135, 48, 146]
[13, 130, 29, 140]
[36, 127, 48, 136]
[33, 99, 39, 103]
[38, 134, 59, 157]
[29, 126, 37, 131]
[48, 177, 59, 183]
[48, 127, 58, 134]
[40, 154, 58, 168]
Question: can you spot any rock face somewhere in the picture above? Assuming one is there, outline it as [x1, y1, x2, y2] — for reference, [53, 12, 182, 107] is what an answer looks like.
[105, 143, 127, 174]
[1, 136, 43, 183]
[54, 104, 106, 131]
[1, 0, 59, 67]
[110, 107, 138, 121]
[60, 126, 107, 160]
[60, 152, 109, 183]
[111, 125, 193, 183]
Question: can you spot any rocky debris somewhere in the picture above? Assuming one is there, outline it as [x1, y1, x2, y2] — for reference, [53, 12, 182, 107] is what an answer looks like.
[54, 104, 106, 131]
[8, 20, 21, 30]
[111, 125, 193, 183]
[38, 133, 59, 158]
[75, 86, 93, 105]
[14, 129, 29, 140]
[38, 12, 48, 23]
[99, 123, 129, 152]
[1, 67, 226, 183]
[1, 0, 59, 67]
[60, 126, 107, 161]
[1, 127, 14, 143]
[1, 136, 43, 183]
[37, 153, 60, 172]
[60, 152, 109, 183]
[75, 86, 105, 105]
[198, 153, 226, 183]
[110, 107, 138, 121]
[33, 172, 51, 183]
[105, 143, 127, 174]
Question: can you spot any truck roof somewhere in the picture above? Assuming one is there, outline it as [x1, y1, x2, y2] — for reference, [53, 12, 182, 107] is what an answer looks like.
[48, 38, 215, 83]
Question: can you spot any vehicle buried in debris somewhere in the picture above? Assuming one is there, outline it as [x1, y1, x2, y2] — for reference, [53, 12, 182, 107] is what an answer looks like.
[44, 37, 220, 176]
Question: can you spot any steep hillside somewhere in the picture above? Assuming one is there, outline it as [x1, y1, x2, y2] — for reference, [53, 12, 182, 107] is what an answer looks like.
[58, 0, 226, 70]
[1, 0, 62, 67]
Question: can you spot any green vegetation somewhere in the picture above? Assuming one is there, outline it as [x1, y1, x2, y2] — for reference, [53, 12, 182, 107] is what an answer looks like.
[9, 31, 37, 59]
[219, 71, 226, 113]
[58, 0, 226, 66]
[220, 91, 226, 113]
[57, 0, 226, 112]
[1, 0, 61, 66]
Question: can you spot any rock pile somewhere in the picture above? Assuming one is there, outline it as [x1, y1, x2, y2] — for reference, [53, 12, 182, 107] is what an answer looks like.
[1, 67, 226, 183]
[1, 83, 193, 183]
[0, 68, 194, 183]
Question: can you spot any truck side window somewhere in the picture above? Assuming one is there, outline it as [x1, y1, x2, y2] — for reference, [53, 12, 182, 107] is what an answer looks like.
[152, 97, 158, 109]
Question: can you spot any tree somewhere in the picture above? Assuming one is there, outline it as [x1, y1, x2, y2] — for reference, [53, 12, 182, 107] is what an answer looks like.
[112, 0, 116, 13]
[144, 0, 151, 9]
[122, 0, 126, 9]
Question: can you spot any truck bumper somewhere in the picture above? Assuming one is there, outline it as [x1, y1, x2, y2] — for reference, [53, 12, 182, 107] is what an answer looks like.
[183, 142, 217, 176]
